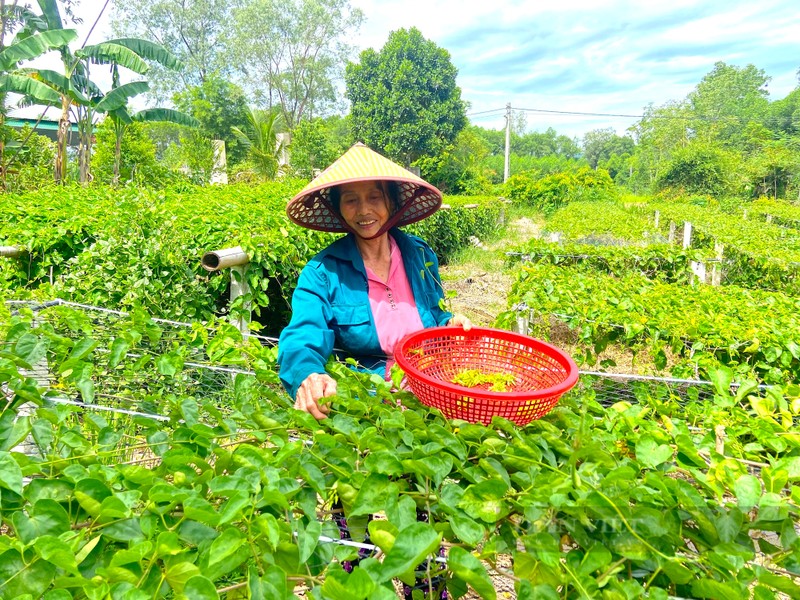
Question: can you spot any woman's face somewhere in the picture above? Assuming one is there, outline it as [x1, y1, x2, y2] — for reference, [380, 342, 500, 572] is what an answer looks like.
[338, 181, 393, 238]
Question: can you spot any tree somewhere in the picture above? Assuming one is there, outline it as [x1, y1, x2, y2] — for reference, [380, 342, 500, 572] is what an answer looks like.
[8, 1, 184, 183]
[656, 140, 742, 198]
[414, 126, 491, 194]
[582, 127, 635, 169]
[110, 0, 240, 99]
[688, 62, 770, 149]
[289, 114, 350, 178]
[345, 27, 467, 165]
[630, 100, 693, 192]
[230, 0, 362, 128]
[231, 106, 286, 179]
[0, 3, 76, 185]
[93, 116, 156, 183]
[173, 75, 250, 165]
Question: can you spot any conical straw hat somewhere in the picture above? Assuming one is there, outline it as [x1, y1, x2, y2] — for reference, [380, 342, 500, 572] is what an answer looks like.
[286, 143, 442, 234]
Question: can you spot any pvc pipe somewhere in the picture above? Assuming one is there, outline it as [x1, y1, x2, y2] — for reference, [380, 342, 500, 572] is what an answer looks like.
[0, 246, 24, 258]
[201, 246, 249, 272]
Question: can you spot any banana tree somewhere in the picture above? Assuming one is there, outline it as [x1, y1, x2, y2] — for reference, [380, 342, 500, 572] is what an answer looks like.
[17, 0, 185, 182]
[98, 90, 199, 185]
[0, 22, 77, 184]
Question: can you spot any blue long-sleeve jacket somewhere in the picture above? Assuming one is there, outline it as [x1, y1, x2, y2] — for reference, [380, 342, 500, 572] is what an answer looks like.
[278, 228, 452, 399]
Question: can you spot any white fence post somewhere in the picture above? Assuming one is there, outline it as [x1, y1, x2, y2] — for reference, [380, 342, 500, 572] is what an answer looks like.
[682, 221, 692, 249]
[654, 210, 660, 229]
[668, 222, 676, 244]
[711, 243, 724, 286]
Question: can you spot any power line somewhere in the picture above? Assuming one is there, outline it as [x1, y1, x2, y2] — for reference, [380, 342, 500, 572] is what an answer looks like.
[465, 107, 507, 117]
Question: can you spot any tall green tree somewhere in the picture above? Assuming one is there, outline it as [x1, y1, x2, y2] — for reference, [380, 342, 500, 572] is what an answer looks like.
[688, 62, 770, 149]
[345, 27, 467, 165]
[111, 0, 240, 99]
[173, 75, 250, 165]
[230, 0, 362, 128]
[582, 127, 634, 169]
[289, 114, 350, 178]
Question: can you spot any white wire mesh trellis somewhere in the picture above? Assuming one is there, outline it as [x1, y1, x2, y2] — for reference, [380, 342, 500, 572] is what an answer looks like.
[7, 298, 771, 419]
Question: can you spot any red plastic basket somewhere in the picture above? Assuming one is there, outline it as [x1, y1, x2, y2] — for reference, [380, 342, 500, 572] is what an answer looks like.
[394, 326, 578, 426]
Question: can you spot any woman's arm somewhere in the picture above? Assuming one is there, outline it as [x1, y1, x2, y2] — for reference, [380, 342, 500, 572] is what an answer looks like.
[277, 264, 336, 401]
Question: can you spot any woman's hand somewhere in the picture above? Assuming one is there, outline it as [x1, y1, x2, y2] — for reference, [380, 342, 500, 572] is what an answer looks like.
[295, 373, 337, 420]
[449, 313, 473, 331]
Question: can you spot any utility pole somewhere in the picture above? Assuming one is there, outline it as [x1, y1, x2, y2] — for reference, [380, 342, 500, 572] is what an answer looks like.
[503, 103, 511, 183]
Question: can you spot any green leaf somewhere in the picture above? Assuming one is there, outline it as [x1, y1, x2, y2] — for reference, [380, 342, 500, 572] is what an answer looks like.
[635, 435, 672, 468]
[297, 519, 321, 564]
[12, 499, 70, 544]
[74, 478, 112, 517]
[368, 520, 398, 553]
[133, 108, 199, 128]
[77, 43, 149, 74]
[103, 38, 182, 70]
[0, 452, 23, 495]
[350, 474, 399, 517]
[708, 365, 733, 398]
[34, 535, 79, 574]
[102, 518, 145, 542]
[182, 575, 220, 599]
[108, 338, 130, 368]
[447, 546, 496, 600]
[611, 533, 650, 561]
[165, 560, 202, 594]
[457, 479, 510, 523]
[68, 337, 98, 362]
[578, 544, 612, 576]
[734, 474, 761, 511]
[0, 29, 78, 70]
[691, 577, 744, 600]
[14, 333, 48, 366]
[0, 74, 61, 104]
[205, 527, 248, 580]
[448, 512, 485, 546]
[377, 522, 441, 582]
[157, 351, 184, 377]
[364, 451, 404, 476]
[0, 548, 56, 598]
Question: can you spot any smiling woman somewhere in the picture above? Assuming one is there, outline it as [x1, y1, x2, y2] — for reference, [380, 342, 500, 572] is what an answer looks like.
[278, 143, 473, 419]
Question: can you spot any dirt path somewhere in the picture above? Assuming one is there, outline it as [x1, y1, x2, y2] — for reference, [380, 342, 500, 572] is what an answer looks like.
[439, 216, 542, 327]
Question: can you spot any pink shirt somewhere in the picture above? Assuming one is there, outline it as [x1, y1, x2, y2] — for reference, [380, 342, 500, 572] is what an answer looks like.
[365, 235, 424, 377]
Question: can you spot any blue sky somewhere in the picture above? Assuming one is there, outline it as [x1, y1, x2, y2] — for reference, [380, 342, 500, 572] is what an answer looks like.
[351, 0, 800, 139]
[15, 0, 800, 142]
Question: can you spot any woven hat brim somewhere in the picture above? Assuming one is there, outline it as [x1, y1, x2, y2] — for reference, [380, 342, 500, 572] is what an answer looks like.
[286, 143, 443, 233]
[286, 176, 442, 233]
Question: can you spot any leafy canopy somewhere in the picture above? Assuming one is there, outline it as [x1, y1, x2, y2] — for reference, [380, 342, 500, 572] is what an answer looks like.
[345, 27, 467, 165]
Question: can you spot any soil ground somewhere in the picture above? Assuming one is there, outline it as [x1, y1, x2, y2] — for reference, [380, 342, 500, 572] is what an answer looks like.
[439, 215, 543, 329]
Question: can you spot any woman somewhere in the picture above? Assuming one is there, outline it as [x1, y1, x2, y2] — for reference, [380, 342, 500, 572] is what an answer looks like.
[279, 142, 471, 417]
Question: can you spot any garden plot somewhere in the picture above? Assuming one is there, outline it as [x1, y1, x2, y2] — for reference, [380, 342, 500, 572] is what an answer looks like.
[2, 300, 799, 599]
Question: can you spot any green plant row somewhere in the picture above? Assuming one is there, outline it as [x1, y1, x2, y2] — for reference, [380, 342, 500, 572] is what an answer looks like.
[497, 262, 800, 383]
[1, 184, 501, 329]
[406, 195, 502, 263]
[641, 203, 800, 294]
[505, 238, 706, 284]
[1, 305, 799, 599]
[504, 168, 617, 213]
[542, 200, 662, 245]
[751, 198, 800, 230]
